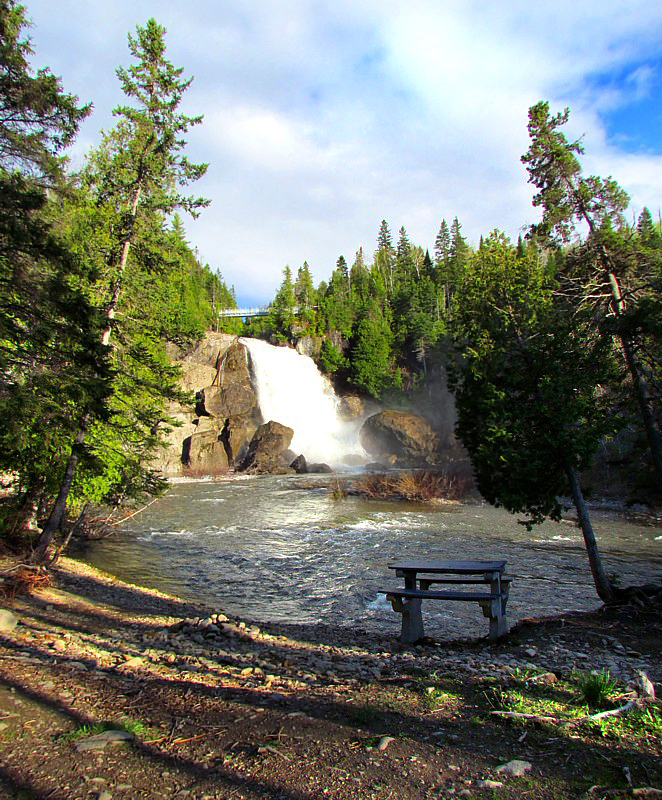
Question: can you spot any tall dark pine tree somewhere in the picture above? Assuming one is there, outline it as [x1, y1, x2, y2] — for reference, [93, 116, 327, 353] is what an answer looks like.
[33, 18, 209, 560]
[522, 101, 662, 489]
[0, 1, 106, 543]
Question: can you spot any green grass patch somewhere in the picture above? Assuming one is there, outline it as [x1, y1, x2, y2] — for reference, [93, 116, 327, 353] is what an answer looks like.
[576, 669, 619, 709]
[59, 717, 151, 743]
[481, 668, 662, 750]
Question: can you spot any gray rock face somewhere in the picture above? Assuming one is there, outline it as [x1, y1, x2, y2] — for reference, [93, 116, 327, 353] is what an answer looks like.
[241, 421, 294, 474]
[156, 337, 261, 476]
[359, 410, 441, 466]
[196, 342, 257, 419]
[295, 336, 319, 357]
[222, 415, 252, 466]
[290, 454, 308, 474]
[308, 463, 334, 474]
[183, 429, 229, 474]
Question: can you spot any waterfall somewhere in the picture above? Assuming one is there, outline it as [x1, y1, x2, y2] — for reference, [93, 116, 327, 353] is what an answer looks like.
[240, 338, 366, 467]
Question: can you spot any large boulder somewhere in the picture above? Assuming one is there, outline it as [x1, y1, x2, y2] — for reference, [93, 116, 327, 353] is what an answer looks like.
[241, 421, 294, 474]
[167, 333, 238, 392]
[359, 411, 441, 466]
[196, 342, 257, 419]
[182, 429, 229, 475]
[221, 415, 253, 465]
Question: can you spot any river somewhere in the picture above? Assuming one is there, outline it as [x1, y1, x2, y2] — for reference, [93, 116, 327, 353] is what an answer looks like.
[80, 475, 662, 640]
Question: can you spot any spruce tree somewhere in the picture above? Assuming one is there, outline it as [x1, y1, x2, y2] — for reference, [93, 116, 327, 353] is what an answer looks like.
[0, 1, 106, 544]
[522, 101, 662, 489]
[33, 19, 209, 560]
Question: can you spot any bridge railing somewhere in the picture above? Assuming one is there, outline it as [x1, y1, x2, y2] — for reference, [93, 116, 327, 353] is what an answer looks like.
[217, 306, 272, 318]
[217, 305, 311, 318]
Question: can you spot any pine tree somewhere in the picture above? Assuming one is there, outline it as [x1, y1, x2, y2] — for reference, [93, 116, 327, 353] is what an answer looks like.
[434, 219, 450, 268]
[374, 220, 395, 294]
[522, 101, 662, 489]
[0, 1, 106, 544]
[33, 19, 209, 559]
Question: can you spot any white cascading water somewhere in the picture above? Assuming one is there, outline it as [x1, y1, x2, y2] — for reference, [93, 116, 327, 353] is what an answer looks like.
[240, 337, 366, 467]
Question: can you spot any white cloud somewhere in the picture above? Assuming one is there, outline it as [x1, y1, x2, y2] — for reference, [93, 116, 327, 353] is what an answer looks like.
[22, 0, 662, 304]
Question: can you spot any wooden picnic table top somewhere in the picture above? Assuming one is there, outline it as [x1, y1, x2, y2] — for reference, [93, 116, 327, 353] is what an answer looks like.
[388, 560, 506, 575]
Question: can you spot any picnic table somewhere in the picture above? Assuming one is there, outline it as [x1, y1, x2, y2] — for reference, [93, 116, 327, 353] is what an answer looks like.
[381, 560, 511, 643]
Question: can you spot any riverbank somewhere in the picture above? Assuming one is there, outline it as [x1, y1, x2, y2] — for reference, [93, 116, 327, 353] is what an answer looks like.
[0, 557, 661, 799]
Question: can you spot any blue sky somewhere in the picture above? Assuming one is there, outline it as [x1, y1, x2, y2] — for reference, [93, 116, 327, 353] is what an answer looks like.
[23, 0, 662, 306]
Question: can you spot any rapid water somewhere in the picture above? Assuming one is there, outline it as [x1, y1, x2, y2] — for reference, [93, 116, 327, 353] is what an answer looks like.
[240, 337, 367, 466]
[81, 476, 662, 640]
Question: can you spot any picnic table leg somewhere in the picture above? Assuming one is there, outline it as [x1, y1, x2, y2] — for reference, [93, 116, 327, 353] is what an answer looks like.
[400, 597, 424, 643]
[481, 572, 509, 640]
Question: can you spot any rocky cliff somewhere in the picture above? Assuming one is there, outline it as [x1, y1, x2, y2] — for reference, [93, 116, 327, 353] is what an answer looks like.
[154, 334, 258, 476]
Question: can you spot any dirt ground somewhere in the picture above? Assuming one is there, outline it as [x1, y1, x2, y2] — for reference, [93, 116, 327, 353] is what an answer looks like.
[0, 557, 660, 800]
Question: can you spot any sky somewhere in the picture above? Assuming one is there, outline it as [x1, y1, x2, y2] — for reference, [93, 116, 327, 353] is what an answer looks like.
[23, 0, 662, 306]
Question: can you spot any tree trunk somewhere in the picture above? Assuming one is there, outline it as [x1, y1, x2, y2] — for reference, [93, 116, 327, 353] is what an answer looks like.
[102, 183, 142, 346]
[30, 418, 88, 563]
[566, 465, 616, 603]
[9, 477, 44, 543]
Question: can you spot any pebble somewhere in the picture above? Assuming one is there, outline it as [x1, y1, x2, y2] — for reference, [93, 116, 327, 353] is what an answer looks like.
[75, 730, 134, 752]
[0, 610, 17, 634]
[477, 779, 504, 789]
[496, 759, 533, 777]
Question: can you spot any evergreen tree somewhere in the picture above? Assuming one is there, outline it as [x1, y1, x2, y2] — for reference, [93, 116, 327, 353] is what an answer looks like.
[269, 265, 296, 339]
[449, 231, 620, 601]
[637, 207, 661, 249]
[434, 219, 450, 268]
[33, 18, 209, 559]
[350, 298, 395, 398]
[0, 1, 107, 544]
[522, 101, 662, 489]
[294, 261, 316, 327]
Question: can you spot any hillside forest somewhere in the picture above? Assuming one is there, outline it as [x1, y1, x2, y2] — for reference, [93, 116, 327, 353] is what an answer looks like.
[1, 3, 661, 575]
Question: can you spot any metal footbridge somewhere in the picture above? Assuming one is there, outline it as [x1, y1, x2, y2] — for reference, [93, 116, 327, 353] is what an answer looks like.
[218, 305, 307, 318]
[217, 306, 272, 318]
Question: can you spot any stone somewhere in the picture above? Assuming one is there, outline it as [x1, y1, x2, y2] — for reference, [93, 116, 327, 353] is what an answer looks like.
[74, 730, 134, 752]
[496, 759, 533, 777]
[182, 429, 229, 475]
[118, 656, 145, 669]
[0, 610, 18, 633]
[240, 421, 294, 474]
[196, 342, 257, 419]
[360, 410, 441, 466]
[290, 454, 308, 474]
[308, 463, 334, 474]
[222, 415, 252, 465]
[477, 779, 504, 789]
